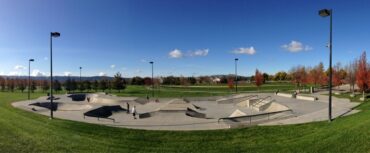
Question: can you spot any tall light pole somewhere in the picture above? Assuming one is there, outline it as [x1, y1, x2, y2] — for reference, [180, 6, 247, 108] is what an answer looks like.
[235, 58, 239, 93]
[79, 67, 82, 82]
[149, 61, 154, 97]
[28, 59, 34, 100]
[319, 9, 333, 122]
[50, 32, 60, 119]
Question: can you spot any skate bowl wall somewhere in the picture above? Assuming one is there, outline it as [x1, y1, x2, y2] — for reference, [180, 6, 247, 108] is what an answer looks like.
[87, 94, 123, 104]
[84, 105, 126, 118]
[29, 102, 92, 111]
[68, 94, 86, 101]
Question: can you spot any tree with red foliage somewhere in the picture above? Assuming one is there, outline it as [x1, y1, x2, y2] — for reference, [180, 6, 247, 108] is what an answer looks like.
[356, 51, 368, 99]
[227, 76, 234, 91]
[255, 69, 263, 89]
[290, 66, 307, 91]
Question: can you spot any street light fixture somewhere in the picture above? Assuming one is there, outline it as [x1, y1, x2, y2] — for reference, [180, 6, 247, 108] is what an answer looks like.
[235, 58, 239, 93]
[319, 9, 333, 122]
[28, 59, 34, 100]
[149, 61, 154, 97]
[50, 32, 60, 119]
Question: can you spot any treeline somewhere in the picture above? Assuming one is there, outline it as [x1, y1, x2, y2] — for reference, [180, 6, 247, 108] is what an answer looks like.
[252, 51, 370, 95]
[0, 72, 127, 93]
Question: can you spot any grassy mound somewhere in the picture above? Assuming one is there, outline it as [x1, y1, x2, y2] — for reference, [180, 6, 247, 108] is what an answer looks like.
[0, 92, 369, 153]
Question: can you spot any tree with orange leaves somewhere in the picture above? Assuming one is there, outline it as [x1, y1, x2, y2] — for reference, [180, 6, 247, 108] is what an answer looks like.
[227, 76, 234, 91]
[255, 69, 263, 89]
[356, 51, 368, 100]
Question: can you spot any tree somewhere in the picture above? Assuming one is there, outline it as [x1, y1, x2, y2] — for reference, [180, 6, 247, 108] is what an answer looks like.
[112, 72, 126, 92]
[131, 76, 144, 85]
[262, 73, 269, 83]
[17, 79, 26, 92]
[188, 77, 197, 85]
[274, 71, 287, 81]
[255, 69, 264, 89]
[54, 80, 62, 93]
[84, 80, 92, 92]
[227, 76, 234, 91]
[0, 77, 5, 91]
[78, 81, 85, 92]
[41, 80, 50, 93]
[8, 79, 15, 92]
[70, 79, 78, 92]
[92, 80, 99, 92]
[356, 51, 368, 99]
[290, 66, 308, 90]
[346, 60, 357, 93]
[99, 79, 108, 92]
[30, 80, 37, 93]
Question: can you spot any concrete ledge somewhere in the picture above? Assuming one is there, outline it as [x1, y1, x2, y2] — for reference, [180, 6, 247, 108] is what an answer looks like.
[276, 93, 293, 98]
[296, 95, 317, 101]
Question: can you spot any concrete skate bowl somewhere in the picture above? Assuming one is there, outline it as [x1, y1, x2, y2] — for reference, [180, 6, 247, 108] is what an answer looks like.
[83, 105, 126, 120]
[217, 95, 258, 104]
[139, 99, 207, 119]
[29, 102, 93, 111]
[218, 109, 293, 127]
[68, 94, 86, 101]
[87, 94, 125, 104]
[138, 108, 208, 119]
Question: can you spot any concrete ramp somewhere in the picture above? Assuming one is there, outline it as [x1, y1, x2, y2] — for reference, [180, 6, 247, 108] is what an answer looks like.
[186, 108, 207, 118]
[229, 109, 247, 117]
[160, 99, 196, 111]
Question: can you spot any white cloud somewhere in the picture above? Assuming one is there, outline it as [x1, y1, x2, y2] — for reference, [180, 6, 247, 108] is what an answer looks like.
[44, 57, 48, 60]
[110, 64, 116, 69]
[140, 59, 147, 63]
[99, 72, 106, 76]
[121, 67, 127, 71]
[169, 49, 183, 58]
[232, 47, 256, 55]
[14, 65, 26, 70]
[64, 72, 72, 76]
[32, 69, 47, 77]
[8, 71, 21, 76]
[188, 49, 209, 57]
[281, 40, 312, 52]
[135, 69, 142, 73]
[0, 72, 4, 75]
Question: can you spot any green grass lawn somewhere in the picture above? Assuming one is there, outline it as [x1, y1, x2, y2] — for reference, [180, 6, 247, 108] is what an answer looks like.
[0, 91, 369, 152]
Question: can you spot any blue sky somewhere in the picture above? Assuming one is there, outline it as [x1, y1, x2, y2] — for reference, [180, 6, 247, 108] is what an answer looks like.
[0, 0, 369, 77]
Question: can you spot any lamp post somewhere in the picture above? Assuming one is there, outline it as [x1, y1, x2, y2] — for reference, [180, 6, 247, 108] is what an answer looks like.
[28, 59, 34, 100]
[50, 32, 60, 119]
[235, 58, 239, 93]
[149, 61, 154, 97]
[79, 67, 82, 82]
[319, 9, 333, 122]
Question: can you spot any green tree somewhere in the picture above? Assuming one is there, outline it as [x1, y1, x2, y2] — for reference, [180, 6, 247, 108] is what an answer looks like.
[84, 80, 92, 92]
[30, 80, 37, 93]
[112, 72, 126, 92]
[54, 80, 62, 93]
[99, 79, 108, 92]
[92, 80, 99, 92]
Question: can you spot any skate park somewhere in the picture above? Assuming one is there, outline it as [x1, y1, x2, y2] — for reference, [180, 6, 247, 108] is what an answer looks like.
[12, 91, 360, 131]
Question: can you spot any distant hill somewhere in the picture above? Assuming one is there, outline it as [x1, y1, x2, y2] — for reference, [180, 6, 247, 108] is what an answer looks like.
[0, 76, 114, 82]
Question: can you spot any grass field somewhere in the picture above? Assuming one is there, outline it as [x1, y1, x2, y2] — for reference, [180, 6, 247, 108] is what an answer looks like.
[0, 90, 369, 152]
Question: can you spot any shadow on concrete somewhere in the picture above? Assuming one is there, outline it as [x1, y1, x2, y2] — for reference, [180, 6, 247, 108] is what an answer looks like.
[83, 105, 126, 118]
[68, 94, 86, 101]
[29, 102, 58, 111]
